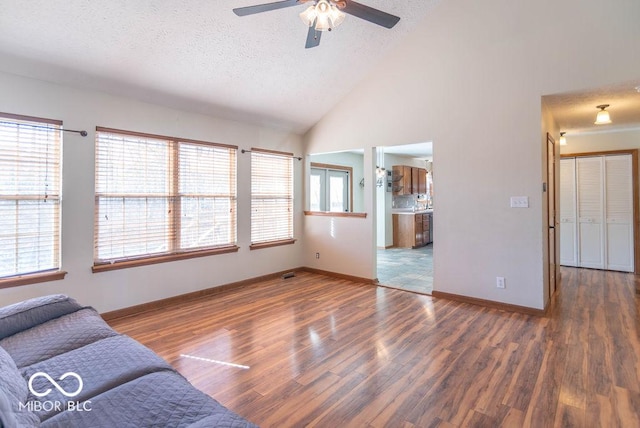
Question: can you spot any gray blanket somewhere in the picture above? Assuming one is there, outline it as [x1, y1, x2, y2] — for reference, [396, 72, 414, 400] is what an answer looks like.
[0, 295, 258, 428]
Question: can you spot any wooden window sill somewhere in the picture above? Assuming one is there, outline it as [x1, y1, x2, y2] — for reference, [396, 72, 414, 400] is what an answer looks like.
[0, 270, 67, 289]
[250, 239, 297, 250]
[92, 246, 240, 273]
[304, 211, 367, 218]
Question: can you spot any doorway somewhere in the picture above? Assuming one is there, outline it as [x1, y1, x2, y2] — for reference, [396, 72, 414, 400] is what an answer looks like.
[374, 143, 434, 295]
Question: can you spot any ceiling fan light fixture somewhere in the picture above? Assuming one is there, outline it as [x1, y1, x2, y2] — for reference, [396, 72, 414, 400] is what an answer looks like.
[594, 104, 612, 125]
[299, 5, 317, 27]
[301, 0, 346, 32]
[328, 5, 346, 27]
[314, 12, 332, 31]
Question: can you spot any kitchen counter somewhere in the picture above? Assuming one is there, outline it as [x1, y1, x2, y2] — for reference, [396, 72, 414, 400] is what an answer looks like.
[392, 209, 433, 215]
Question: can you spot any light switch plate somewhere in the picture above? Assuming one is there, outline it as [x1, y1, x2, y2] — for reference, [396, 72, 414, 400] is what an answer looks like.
[510, 196, 529, 208]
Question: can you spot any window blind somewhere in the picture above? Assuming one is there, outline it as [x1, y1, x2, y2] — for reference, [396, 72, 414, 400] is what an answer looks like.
[94, 128, 237, 265]
[250, 148, 294, 247]
[0, 113, 61, 278]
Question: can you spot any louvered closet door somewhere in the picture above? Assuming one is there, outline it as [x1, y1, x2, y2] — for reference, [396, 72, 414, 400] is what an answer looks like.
[577, 157, 604, 269]
[560, 158, 577, 266]
[605, 155, 634, 272]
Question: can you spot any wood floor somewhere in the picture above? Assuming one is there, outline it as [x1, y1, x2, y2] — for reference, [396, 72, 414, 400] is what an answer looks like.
[107, 267, 640, 427]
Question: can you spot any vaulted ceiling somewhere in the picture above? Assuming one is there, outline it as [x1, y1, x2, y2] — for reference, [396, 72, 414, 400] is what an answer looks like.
[0, 0, 441, 133]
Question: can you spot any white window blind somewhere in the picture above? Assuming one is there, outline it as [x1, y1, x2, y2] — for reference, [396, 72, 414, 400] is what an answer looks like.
[250, 148, 294, 247]
[0, 113, 61, 278]
[94, 128, 237, 266]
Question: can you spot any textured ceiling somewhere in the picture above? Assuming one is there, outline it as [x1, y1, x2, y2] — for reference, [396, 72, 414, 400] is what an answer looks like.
[0, 0, 441, 133]
[543, 80, 640, 136]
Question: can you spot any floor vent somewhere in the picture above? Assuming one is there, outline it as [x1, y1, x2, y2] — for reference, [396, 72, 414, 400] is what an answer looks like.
[282, 272, 295, 279]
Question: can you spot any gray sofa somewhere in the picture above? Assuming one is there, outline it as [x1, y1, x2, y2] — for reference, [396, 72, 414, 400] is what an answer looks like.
[0, 294, 258, 428]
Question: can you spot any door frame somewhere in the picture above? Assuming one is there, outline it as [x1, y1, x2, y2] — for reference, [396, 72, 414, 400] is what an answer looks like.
[547, 134, 558, 296]
[561, 149, 640, 274]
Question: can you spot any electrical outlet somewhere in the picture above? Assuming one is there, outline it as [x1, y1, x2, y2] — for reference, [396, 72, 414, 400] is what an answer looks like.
[496, 277, 506, 289]
[315, 252, 320, 259]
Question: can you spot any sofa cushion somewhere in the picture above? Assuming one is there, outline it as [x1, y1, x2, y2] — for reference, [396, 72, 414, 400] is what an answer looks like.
[22, 334, 175, 422]
[0, 389, 40, 428]
[0, 294, 83, 340]
[0, 346, 39, 428]
[41, 371, 258, 428]
[0, 345, 26, 402]
[0, 387, 19, 428]
[0, 308, 117, 368]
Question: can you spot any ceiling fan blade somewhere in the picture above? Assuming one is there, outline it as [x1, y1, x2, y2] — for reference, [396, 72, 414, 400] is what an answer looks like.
[233, 0, 301, 16]
[305, 26, 321, 48]
[341, 0, 400, 29]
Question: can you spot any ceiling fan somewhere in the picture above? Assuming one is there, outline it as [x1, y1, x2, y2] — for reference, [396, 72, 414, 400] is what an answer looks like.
[233, 0, 401, 49]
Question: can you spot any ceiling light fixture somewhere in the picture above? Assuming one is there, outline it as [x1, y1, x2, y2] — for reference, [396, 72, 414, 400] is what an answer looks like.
[300, 0, 346, 32]
[559, 132, 567, 146]
[594, 104, 612, 125]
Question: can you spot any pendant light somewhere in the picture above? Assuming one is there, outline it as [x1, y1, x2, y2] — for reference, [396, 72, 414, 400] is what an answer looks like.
[559, 132, 567, 146]
[594, 104, 612, 125]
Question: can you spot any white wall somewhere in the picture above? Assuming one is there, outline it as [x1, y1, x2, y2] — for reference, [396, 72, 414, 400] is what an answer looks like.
[0, 71, 305, 313]
[560, 129, 640, 154]
[304, 0, 640, 309]
[303, 148, 376, 279]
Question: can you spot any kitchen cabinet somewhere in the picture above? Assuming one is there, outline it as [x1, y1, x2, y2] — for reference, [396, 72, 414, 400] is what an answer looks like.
[392, 165, 412, 195]
[394, 165, 427, 195]
[393, 212, 432, 248]
[417, 168, 427, 194]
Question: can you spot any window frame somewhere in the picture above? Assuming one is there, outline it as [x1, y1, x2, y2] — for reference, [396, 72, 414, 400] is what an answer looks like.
[0, 112, 66, 288]
[249, 147, 296, 250]
[309, 162, 353, 213]
[93, 127, 238, 272]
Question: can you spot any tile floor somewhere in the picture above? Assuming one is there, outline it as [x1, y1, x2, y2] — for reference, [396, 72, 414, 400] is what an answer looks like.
[376, 245, 433, 294]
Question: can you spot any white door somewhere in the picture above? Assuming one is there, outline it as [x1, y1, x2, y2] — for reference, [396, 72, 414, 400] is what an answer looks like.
[560, 158, 577, 266]
[577, 156, 604, 269]
[605, 155, 634, 272]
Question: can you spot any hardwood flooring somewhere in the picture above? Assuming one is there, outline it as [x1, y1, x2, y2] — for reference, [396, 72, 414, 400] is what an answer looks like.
[107, 267, 640, 427]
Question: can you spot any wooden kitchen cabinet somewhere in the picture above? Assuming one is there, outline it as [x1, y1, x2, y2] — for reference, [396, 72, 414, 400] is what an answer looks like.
[393, 212, 432, 248]
[411, 168, 419, 194]
[395, 165, 427, 195]
[424, 212, 432, 244]
[411, 167, 427, 194]
[392, 165, 413, 195]
[418, 168, 427, 194]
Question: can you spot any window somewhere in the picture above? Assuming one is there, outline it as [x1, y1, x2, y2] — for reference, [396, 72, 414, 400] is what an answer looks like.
[309, 163, 352, 212]
[0, 113, 63, 284]
[94, 127, 237, 270]
[250, 148, 294, 249]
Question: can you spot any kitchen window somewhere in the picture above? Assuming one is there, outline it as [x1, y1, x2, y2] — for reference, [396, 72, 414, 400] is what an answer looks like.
[0, 113, 65, 287]
[93, 127, 238, 271]
[250, 148, 295, 249]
